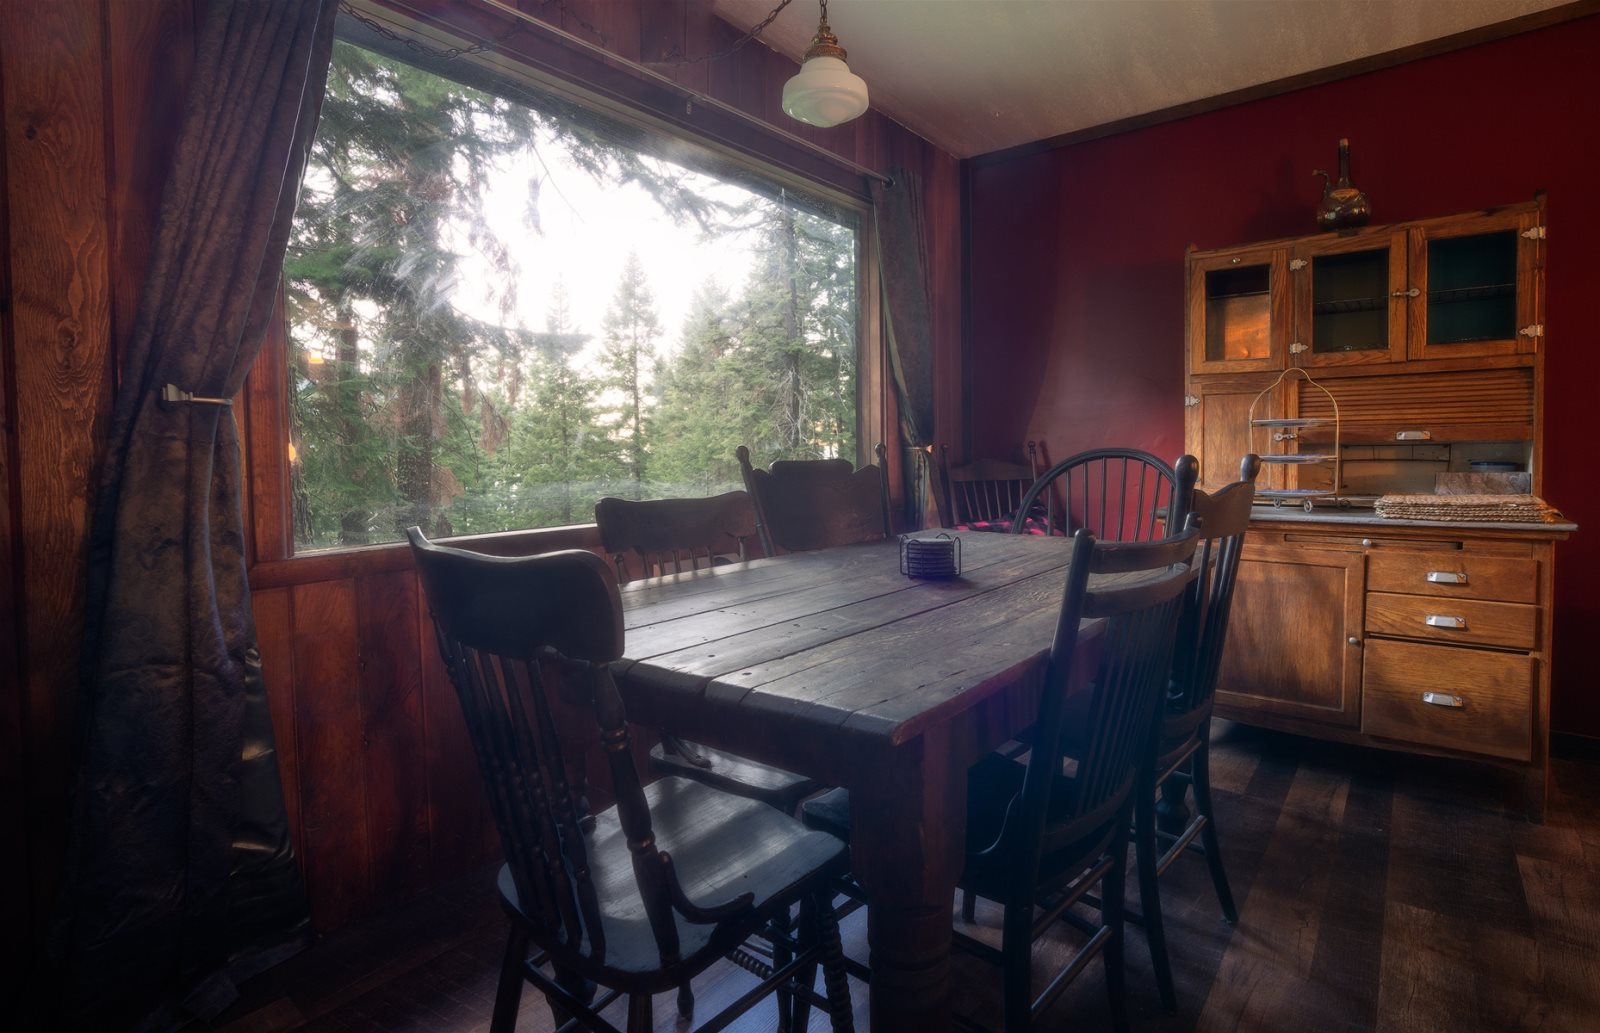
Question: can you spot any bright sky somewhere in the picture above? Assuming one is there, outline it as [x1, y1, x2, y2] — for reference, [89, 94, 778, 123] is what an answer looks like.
[451, 126, 769, 368]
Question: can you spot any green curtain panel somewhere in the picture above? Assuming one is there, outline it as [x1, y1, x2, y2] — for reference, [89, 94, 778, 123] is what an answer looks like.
[871, 171, 938, 530]
[55, 1, 337, 1028]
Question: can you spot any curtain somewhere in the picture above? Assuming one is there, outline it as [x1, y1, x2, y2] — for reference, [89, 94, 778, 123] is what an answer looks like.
[54, 1, 338, 1029]
[870, 171, 938, 530]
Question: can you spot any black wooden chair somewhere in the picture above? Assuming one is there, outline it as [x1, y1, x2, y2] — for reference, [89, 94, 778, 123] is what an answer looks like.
[954, 527, 1199, 1033]
[407, 528, 855, 1033]
[936, 441, 1050, 534]
[593, 492, 820, 816]
[595, 491, 759, 581]
[737, 443, 891, 556]
[1012, 448, 1196, 541]
[1133, 454, 1259, 1010]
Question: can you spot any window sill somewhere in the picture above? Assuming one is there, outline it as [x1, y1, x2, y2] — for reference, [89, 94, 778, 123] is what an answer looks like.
[249, 522, 604, 590]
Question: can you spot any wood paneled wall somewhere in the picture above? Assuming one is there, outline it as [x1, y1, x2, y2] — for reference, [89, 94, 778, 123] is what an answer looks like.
[965, 13, 1600, 737]
[0, 0, 202, 994]
[0, 0, 963, 969]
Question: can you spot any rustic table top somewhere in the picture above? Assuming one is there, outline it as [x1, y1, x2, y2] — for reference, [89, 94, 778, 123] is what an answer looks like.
[613, 533, 1079, 762]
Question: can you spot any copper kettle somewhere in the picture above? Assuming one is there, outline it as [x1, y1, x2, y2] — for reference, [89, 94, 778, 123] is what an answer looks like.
[1314, 138, 1371, 230]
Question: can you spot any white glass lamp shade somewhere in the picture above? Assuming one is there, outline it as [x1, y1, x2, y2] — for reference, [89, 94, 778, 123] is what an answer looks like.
[782, 55, 869, 128]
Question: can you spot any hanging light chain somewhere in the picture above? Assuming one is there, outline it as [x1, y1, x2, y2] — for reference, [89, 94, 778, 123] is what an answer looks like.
[658, 0, 795, 65]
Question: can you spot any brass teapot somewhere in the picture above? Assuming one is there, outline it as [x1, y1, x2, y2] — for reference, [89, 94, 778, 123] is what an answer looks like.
[1314, 138, 1371, 230]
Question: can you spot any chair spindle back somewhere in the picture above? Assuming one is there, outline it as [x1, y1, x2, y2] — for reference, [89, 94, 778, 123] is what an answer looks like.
[1170, 454, 1260, 717]
[737, 443, 891, 555]
[1015, 449, 1197, 541]
[407, 529, 688, 964]
[938, 442, 1045, 530]
[1012, 528, 1199, 868]
[595, 490, 758, 582]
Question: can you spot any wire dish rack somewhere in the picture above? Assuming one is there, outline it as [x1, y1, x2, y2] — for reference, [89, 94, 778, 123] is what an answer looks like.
[1246, 367, 1347, 511]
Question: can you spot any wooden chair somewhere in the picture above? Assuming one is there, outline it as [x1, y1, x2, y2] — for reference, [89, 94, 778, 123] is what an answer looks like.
[954, 527, 1199, 1033]
[937, 441, 1050, 533]
[1012, 448, 1197, 541]
[593, 492, 820, 815]
[407, 528, 855, 1033]
[737, 443, 891, 556]
[594, 491, 758, 582]
[1133, 454, 1259, 1010]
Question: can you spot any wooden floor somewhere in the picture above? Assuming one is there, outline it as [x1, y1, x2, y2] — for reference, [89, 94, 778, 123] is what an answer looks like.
[204, 724, 1600, 1033]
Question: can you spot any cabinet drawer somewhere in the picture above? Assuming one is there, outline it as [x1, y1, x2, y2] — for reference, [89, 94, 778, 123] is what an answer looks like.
[1361, 639, 1532, 761]
[1365, 592, 1537, 650]
[1366, 552, 1538, 604]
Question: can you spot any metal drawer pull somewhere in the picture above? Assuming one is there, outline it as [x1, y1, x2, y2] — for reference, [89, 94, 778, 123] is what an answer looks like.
[1426, 571, 1468, 585]
[1422, 692, 1465, 708]
[1425, 614, 1468, 629]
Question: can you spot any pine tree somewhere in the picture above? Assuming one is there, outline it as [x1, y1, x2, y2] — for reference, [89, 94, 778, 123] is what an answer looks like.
[598, 251, 662, 498]
[651, 282, 755, 492]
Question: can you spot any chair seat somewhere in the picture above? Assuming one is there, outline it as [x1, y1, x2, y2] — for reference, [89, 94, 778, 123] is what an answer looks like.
[799, 786, 852, 840]
[953, 515, 1055, 536]
[500, 776, 847, 988]
[649, 740, 821, 812]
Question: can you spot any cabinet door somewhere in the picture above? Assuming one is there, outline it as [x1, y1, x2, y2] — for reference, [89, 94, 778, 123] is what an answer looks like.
[1291, 230, 1408, 367]
[1186, 376, 1285, 494]
[1187, 246, 1290, 374]
[1408, 208, 1542, 361]
[1215, 544, 1364, 728]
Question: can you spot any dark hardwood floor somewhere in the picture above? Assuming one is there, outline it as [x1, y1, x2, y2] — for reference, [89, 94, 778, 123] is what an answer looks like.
[203, 724, 1600, 1033]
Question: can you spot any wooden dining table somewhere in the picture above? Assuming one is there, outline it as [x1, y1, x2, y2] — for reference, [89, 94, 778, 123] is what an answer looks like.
[611, 531, 1094, 1032]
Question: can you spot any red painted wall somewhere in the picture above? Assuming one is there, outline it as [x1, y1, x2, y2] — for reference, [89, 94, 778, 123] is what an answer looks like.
[967, 15, 1600, 735]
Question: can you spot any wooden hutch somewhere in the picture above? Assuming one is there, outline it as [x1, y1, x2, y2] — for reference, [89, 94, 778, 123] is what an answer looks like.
[1183, 196, 1574, 816]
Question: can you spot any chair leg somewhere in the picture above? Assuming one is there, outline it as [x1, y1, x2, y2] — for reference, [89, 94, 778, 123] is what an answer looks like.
[491, 926, 528, 1033]
[815, 888, 856, 1033]
[676, 983, 695, 1021]
[1000, 896, 1034, 1033]
[626, 992, 653, 1033]
[1103, 827, 1131, 1033]
[774, 906, 795, 1033]
[790, 893, 820, 1033]
[961, 887, 977, 923]
[1192, 736, 1238, 923]
[1135, 776, 1177, 1011]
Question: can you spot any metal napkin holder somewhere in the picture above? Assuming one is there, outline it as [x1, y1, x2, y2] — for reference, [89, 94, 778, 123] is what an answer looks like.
[900, 533, 962, 579]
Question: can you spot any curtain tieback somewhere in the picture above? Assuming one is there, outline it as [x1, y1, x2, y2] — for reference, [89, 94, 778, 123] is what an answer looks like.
[161, 383, 232, 407]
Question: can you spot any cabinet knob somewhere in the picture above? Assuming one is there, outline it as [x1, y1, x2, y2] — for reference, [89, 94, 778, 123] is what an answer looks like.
[1347, 636, 1361, 646]
[1361, 538, 1375, 547]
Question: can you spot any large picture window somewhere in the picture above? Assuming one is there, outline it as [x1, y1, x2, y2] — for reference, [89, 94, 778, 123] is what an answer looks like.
[283, 39, 863, 551]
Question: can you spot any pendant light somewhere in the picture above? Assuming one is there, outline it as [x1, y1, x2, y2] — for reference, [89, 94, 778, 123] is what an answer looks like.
[782, 0, 869, 128]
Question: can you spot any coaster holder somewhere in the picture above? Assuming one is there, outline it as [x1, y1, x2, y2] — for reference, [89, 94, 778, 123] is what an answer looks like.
[901, 533, 961, 579]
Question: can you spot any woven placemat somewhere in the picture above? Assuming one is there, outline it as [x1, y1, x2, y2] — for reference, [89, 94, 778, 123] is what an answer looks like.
[1373, 493, 1564, 523]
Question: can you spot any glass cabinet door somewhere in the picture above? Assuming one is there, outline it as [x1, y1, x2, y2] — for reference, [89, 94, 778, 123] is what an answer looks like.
[1409, 209, 1541, 361]
[1187, 245, 1289, 374]
[1292, 230, 1408, 366]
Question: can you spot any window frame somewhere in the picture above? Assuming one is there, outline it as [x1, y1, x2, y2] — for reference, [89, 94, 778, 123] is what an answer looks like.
[242, 7, 887, 580]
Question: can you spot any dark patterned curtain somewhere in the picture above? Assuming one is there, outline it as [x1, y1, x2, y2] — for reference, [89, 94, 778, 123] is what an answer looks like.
[54, 1, 338, 1028]
[871, 171, 938, 530]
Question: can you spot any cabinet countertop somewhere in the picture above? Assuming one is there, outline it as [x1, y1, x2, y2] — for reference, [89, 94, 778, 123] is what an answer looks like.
[1248, 505, 1577, 536]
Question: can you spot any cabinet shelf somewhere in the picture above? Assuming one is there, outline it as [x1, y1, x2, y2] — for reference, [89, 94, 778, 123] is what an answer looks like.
[1257, 454, 1336, 464]
[1428, 283, 1514, 304]
[1312, 296, 1387, 315]
[1251, 418, 1329, 428]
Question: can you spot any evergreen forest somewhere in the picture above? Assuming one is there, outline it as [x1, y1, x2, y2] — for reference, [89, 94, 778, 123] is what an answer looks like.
[284, 41, 859, 550]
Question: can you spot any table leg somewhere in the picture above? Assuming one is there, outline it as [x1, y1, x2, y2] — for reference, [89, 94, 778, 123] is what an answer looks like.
[847, 728, 968, 1033]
